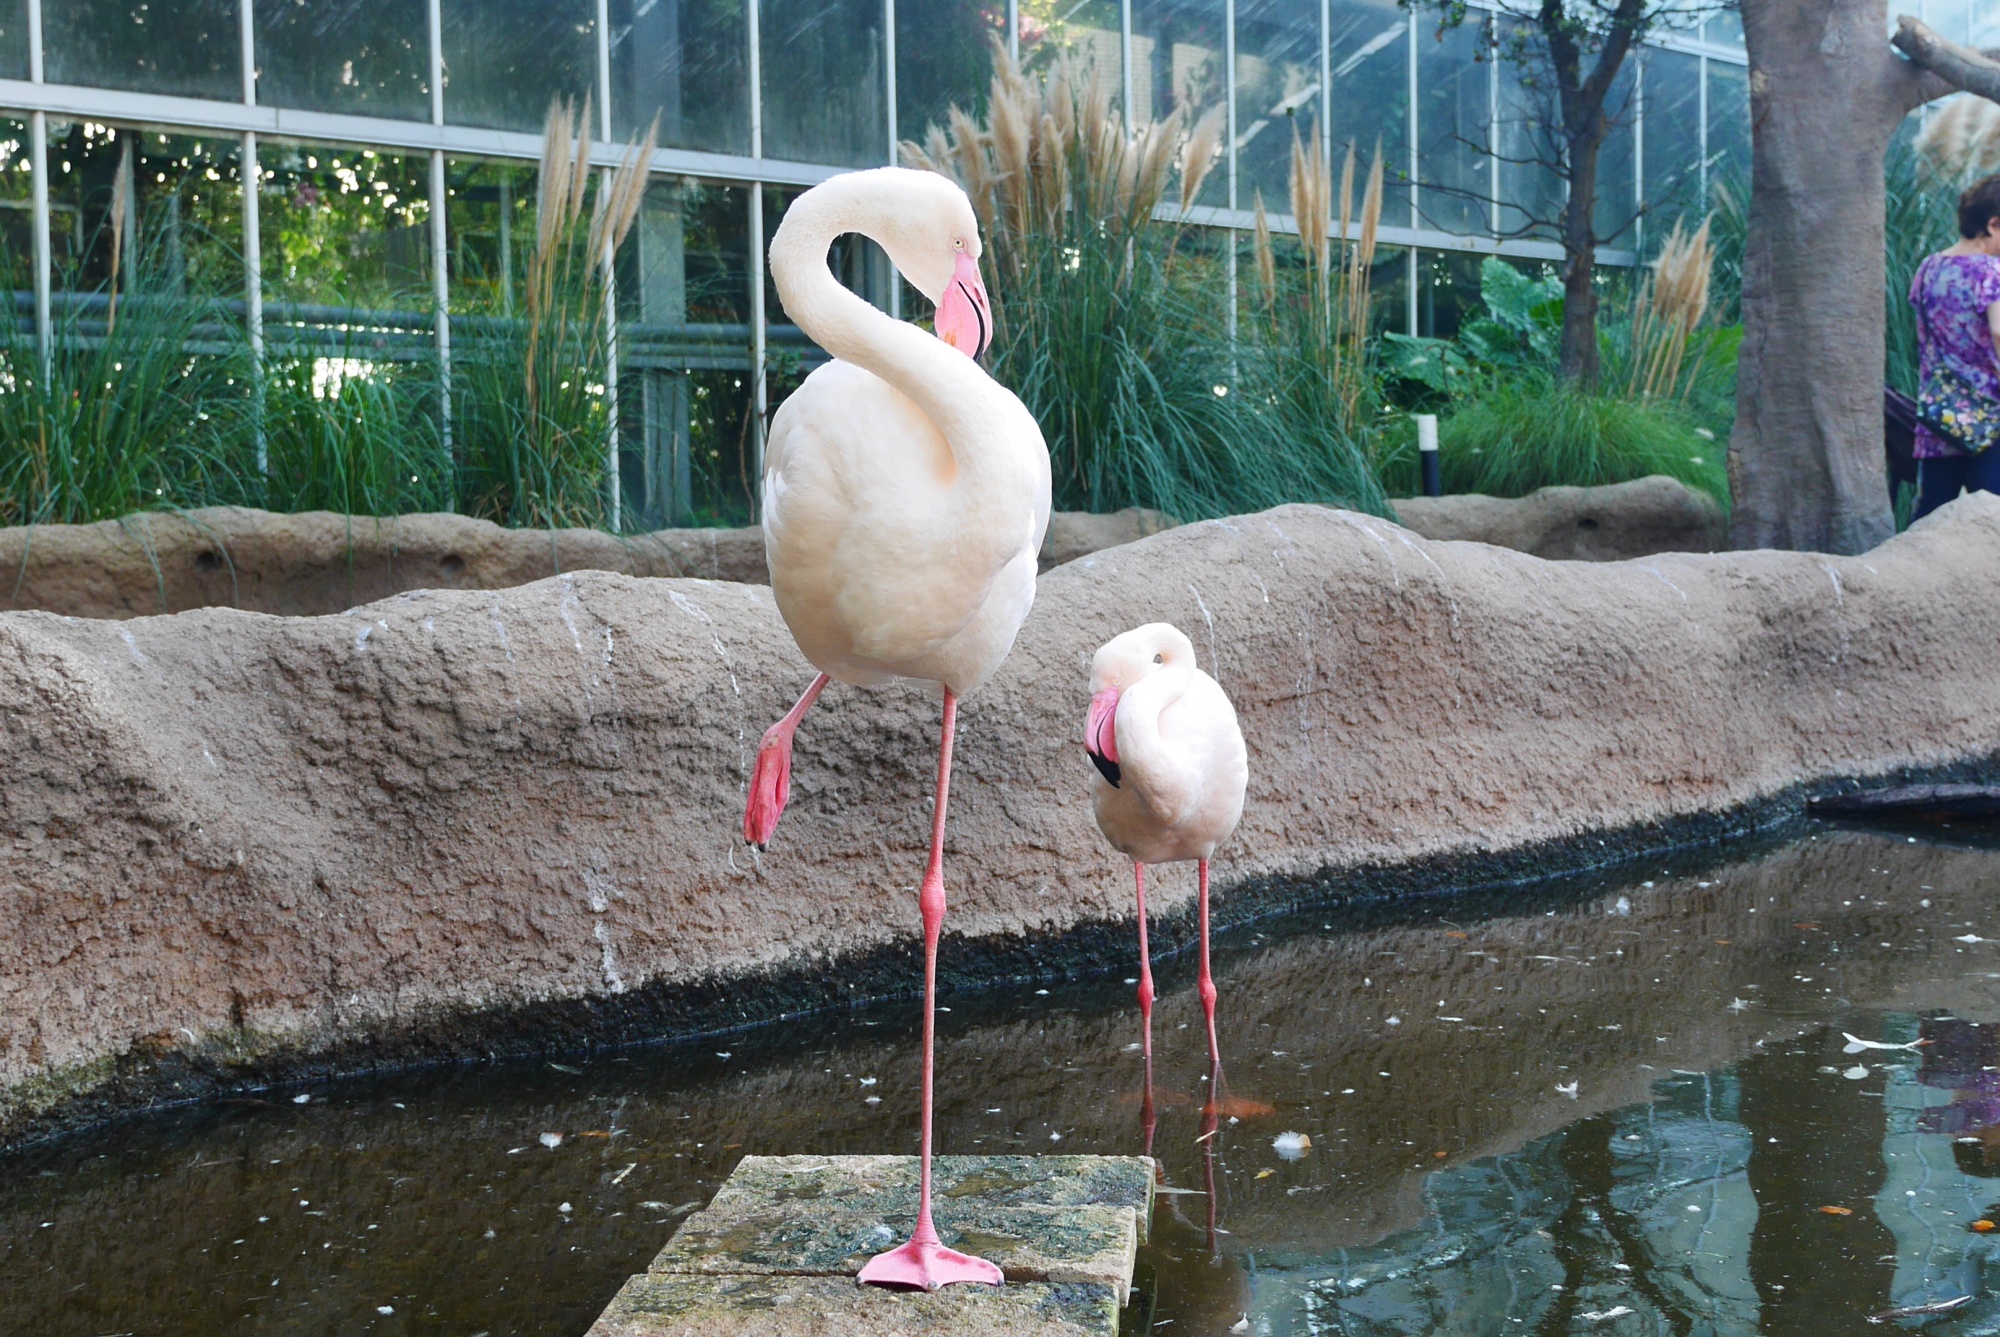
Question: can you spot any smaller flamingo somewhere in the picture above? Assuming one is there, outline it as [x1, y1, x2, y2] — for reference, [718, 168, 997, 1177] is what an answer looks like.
[1083, 623, 1248, 1088]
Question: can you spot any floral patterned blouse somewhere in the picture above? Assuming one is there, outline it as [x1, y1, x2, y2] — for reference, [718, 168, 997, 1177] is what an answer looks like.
[1910, 252, 2000, 459]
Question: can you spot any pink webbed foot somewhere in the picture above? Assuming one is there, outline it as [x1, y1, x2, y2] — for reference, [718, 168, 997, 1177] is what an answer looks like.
[857, 1235, 1004, 1291]
[742, 723, 795, 847]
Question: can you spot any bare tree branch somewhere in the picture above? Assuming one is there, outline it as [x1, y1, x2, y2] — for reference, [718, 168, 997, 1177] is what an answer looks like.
[1890, 16, 2000, 114]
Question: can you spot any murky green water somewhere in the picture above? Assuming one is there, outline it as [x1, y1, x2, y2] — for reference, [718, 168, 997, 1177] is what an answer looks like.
[8, 824, 2000, 1334]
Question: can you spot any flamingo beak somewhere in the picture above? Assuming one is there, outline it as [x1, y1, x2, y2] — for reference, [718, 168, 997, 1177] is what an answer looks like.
[1085, 687, 1121, 788]
[935, 251, 992, 360]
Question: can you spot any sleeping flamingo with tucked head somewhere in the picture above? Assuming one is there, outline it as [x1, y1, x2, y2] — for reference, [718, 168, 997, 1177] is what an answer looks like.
[743, 166, 1051, 1291]
[1084, 623, 1248, 1093]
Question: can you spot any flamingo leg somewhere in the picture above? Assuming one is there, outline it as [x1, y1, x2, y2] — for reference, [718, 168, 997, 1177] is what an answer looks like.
[1135, 861, 1157, 1158]
[743, 672, 831, 847]
[1134, 862, 1155, 1063]
[1198, 857, 1220, 1075]
[858, 690, 1003, 1292]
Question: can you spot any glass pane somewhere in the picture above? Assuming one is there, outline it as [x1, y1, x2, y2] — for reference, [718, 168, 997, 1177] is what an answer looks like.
[618, 178, 754, 527]
[609, 0, 751, 152]
[0, 0, 26, 80]
[257, 141, 433, 311]
[1595, 61, 1637, 246]
[1972, 2, 2000, 48]
[1132, 0, 1227, 207]
[897, 0, 1004, 143]
[47, 0, 240, 99]
[1702, 9, 1743, 47]
[254, 0, 430, 120]
[1369, 243, 1409, 335]
[1641, 47, 1703, 241]
[1493, 19, 1558, 241]
[446, 159, 534, 315]
[1920, 0, 1970, 45]
[1416, 15, 1488, 235]
[1415, 246, 1481, 338]
[1706, 59, 1750, 210]
[49, 126, 243, 297]
[1018, 0, 1120, 102]
[1234, 0, 1320, 211]
[760, 0, 886, 167]
[0, 120, 30, 296]
[442, 0, 598, 134]
[1327, 0, 1410, 227]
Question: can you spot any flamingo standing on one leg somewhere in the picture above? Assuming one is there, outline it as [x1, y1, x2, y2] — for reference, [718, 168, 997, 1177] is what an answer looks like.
[742, 167, 1051, 1291]
[1082, 623, 1247, 1096]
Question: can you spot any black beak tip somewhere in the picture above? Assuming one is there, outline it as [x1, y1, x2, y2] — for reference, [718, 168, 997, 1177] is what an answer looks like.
[1087, 749, 1121, 788]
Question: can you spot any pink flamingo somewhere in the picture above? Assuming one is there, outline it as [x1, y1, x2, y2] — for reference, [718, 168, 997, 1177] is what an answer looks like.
[744, 168, 1051, 1291]
[1083, 624, 1248, 1099]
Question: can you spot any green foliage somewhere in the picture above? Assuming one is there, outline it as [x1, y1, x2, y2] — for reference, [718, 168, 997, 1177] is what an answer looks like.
[1885, 139, 1958, 398]
[1370, 255, 1735, 507]
[0, 277, 250, 527]
[261, 352, 452, 516]
[1373, 371, 1727, 503]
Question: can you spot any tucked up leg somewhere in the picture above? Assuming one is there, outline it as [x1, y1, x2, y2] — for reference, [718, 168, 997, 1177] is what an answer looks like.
[743, 672, 830, 847]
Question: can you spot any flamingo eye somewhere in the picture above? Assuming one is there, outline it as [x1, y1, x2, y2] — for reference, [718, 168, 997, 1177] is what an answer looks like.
[1152, 654, 1164, 664]
[953, 237, 965, 250]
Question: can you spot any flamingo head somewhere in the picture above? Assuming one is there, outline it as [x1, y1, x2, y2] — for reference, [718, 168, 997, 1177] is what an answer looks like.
[871, 169, 992, 359]
[1085, 623, 1198, 789]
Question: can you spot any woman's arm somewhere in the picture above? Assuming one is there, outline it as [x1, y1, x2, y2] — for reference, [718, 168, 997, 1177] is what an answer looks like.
[1987, 299, 2000, 367]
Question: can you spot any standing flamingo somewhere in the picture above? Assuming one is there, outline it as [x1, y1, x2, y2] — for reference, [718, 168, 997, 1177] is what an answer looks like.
[1083, 624, 1248, 1097]
[744, 167, 1050, 1291]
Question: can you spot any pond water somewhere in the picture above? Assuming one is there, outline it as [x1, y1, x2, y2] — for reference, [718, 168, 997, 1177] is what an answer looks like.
[8, 824, 2000, 1335]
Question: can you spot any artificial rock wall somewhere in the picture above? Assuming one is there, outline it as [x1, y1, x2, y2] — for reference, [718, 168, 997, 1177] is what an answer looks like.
[3, 495, 1997, 1142]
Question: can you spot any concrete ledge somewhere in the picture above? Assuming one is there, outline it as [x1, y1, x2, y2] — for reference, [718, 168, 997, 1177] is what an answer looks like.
[0, 506, 1179, 619]
[1391, 474, 1726, 560]
[590, 1275, 1122, 1337]
[588, 1155, 1151, 1335]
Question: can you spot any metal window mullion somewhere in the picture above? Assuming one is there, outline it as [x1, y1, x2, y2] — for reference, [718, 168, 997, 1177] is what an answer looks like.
[749, 0, 767, 520]
[1121, 0, 1133, 122]
[885, 0, 901, 318]
[1225, 0, 1237, 356]
[1318, 0, 1330, 173]
[240, 0, 265, 478]
[1632, 49, 1643, 253]
[598, 0, 621, 529]
[1697, 52, 1708, 206]
[1488, 18, 1499, 237]
[1406, 6, 1418, 335]
[428, 0, 450, 464]
[26, 0, 46, 372]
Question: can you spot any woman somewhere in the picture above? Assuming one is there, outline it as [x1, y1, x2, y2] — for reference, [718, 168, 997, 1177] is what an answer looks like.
[1910, 173, 2000, 521]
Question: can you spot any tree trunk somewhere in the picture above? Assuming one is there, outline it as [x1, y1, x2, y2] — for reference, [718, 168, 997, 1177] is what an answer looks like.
[1558, 129, 1603, 385]
[1730, 0, 1940, 553]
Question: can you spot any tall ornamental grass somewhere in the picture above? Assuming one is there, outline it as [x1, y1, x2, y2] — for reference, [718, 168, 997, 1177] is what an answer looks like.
[454, 97, 655, 528]
[904, 47, 1388, 521]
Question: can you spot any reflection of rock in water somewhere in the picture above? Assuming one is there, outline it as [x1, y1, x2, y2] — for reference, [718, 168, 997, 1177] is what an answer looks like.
[1250, 1073, 1761, 1335]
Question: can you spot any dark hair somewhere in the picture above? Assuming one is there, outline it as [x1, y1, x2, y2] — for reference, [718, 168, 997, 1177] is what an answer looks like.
[1961, 175, 2000, 238]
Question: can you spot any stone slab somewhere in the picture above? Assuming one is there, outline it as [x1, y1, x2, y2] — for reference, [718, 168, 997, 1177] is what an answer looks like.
[649, 1200, 1139, 1303]
[707, 1155, 1155, 1242]
[590, 1274, 1121, 1337]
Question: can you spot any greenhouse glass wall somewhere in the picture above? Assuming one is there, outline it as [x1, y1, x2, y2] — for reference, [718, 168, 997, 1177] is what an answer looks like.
[0, 0, 1971, 529]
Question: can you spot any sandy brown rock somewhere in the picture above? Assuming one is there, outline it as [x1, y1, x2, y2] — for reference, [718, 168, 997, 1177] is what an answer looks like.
[0, 508, 770, 618]
[1037, 507, 1178, 572]
[3, 494, 2000, 1141]
[1391, 474, 1726, 560]
[0, 506, 1182, 620]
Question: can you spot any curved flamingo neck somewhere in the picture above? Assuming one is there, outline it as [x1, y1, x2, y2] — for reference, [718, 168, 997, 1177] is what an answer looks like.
[768, 181, 1000, 451]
